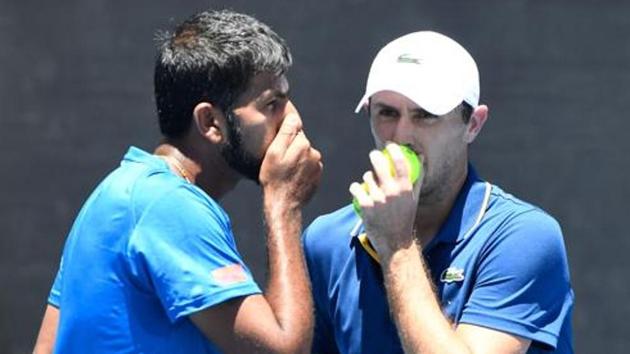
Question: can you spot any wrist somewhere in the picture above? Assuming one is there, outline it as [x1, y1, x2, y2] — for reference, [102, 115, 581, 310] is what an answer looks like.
[369, 230, 417, 264]
[264, 192, 300, 214]
[380, 242, 421, 276]
[263, 196, 301, 231]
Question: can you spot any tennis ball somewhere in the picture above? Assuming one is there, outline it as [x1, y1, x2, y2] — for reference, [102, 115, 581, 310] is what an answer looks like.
[352, 144, 422, 216]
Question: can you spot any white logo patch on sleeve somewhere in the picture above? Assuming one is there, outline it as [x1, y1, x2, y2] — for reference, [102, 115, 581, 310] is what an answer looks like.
[211, 264, 248, 286]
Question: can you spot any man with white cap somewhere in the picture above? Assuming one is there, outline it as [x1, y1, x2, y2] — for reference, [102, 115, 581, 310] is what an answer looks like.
[303, 31, 573, 353]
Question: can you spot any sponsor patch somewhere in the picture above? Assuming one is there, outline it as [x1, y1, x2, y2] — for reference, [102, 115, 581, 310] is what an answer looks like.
[211, 264, 248, 286]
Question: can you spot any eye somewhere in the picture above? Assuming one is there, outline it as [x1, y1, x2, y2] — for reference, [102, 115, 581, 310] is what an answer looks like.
[412, 111, 439, 121]
[265, 100, 285, 115]
[265, 95, 288, 113]
[378, 107, 399, 119]
[266, 99, 278, 110]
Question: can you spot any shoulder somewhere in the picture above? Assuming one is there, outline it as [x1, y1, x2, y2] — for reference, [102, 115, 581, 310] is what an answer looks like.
[477, 184, 569, 275]
[303, 205, 363, 322]
[302, 205, 361, 282]
[128, 173, 234, 253]
[460, 185, 573, 349]
[485, 185, 563, 244]
[135, 171, 229, 226]
[303, 204, 359, 266]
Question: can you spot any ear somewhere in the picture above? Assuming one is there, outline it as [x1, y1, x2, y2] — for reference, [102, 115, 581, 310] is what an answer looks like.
[192, 102, 227, 144]
[463, 104, 489, 144]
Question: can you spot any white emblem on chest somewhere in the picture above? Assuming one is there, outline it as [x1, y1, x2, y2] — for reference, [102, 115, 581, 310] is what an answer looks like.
[440, 267, 465, 283]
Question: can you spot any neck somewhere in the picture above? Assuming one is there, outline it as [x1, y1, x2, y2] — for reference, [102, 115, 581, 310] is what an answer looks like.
[153, 140, 240, 200]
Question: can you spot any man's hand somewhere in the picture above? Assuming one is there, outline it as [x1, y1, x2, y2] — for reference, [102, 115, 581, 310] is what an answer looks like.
[260, 104, 323, 210]
[349, 143, 422, 259]
[192, 104, 322, 354]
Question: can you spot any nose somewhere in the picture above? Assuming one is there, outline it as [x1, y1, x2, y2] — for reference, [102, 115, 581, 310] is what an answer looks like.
[392, 114, 416, 145]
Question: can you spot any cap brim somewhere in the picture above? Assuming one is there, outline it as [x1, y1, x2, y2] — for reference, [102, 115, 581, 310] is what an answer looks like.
[354, 93, 369, 114]
[352, 88, 459, 117]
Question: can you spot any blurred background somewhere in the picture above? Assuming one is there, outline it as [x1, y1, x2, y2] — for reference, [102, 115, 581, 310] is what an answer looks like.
[1, 0, 627, 352]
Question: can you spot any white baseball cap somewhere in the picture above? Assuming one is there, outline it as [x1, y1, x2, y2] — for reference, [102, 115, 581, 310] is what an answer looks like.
[355, 31, 479, 116]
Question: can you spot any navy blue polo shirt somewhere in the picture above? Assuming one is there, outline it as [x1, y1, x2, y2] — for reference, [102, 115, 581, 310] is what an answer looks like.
[303, 166, 573, 353]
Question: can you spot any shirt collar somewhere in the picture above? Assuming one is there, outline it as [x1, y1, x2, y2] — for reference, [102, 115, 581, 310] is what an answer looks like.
[351, 164, 492, 262]
[427, 165, 491, 247]
[122, 146, 167, 169]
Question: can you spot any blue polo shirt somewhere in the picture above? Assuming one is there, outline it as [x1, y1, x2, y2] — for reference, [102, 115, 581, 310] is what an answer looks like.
[48, 147, 261, 353]
[303, 166, 574, 353]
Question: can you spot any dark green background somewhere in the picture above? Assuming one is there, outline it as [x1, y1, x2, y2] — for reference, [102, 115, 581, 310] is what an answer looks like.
[2, 1, 627, 352]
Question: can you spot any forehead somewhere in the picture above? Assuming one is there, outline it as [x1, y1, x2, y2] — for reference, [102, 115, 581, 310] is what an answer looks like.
[369, 91, 422, 111]
[234, 72, 289, 107]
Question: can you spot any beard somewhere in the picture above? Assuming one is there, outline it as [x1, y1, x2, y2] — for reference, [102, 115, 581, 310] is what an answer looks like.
[220, 111, 263, 184]
[418, 150, 466, 205]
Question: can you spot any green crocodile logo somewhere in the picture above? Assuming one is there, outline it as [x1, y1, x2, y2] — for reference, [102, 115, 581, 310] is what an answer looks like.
[440, 267, 465, 283]
[397, 53, 422, 64]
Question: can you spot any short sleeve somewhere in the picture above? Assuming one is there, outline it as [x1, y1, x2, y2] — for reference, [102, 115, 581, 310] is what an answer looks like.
[129, 186, 261, 322]
[47, 256, 64, 308]
[460, 210, 574, 349]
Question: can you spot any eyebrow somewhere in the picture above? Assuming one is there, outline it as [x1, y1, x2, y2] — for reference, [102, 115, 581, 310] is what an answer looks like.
[273, 89, 289, 100]
[259, 89, 289, 103]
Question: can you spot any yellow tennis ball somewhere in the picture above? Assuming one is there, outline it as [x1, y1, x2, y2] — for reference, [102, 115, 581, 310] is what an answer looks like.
[383, 144, 421, 184]
[352, 144, 422, 216]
